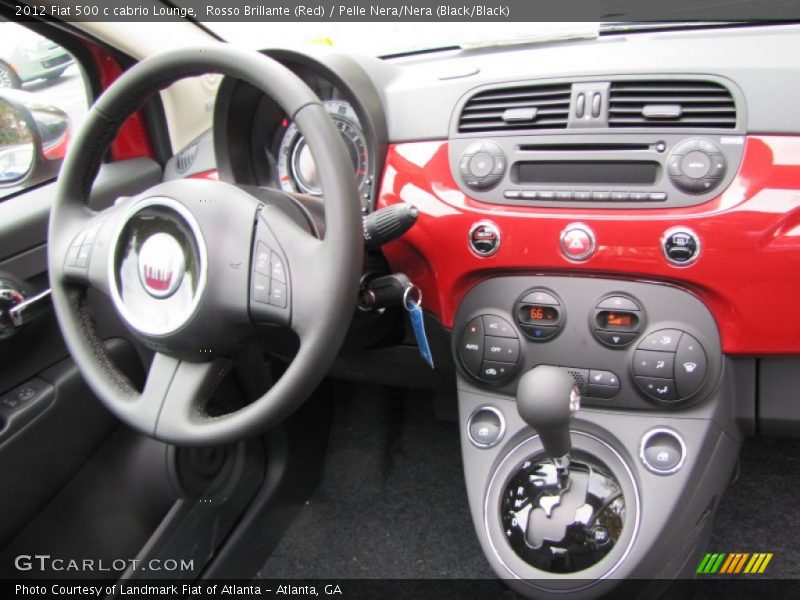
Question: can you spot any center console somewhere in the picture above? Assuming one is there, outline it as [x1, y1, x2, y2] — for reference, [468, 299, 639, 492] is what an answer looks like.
[453, 275, 742, 597]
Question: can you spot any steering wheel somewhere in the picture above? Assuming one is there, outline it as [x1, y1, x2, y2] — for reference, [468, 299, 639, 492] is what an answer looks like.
[47, 46, 363, 446]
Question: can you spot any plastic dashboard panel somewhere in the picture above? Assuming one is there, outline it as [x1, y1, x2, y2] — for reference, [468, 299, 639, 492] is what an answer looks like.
[376, 135, 800, 355]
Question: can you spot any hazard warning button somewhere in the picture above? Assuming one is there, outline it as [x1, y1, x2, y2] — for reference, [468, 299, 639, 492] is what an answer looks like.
[560, 223, 596, 262]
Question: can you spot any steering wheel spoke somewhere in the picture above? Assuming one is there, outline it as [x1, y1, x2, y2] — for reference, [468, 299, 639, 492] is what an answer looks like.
[249, 201, 323, 333]
[137, 352, 230, 442]
[58, 203, 124, 296]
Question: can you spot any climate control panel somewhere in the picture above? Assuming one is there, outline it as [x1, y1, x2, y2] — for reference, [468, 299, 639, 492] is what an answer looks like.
[459, 315, 521, 382]
[453, 276, 721, 410]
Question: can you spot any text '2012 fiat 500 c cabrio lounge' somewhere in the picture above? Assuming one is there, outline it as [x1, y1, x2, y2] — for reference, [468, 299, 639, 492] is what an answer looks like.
[1, 8, 800, 599]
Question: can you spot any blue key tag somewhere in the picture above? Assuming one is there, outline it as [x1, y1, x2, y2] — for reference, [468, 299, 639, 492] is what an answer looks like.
[405, 285, 434, 369]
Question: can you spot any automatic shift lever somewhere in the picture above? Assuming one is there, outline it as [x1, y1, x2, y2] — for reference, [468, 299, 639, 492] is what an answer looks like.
[516, 366, 581, 475]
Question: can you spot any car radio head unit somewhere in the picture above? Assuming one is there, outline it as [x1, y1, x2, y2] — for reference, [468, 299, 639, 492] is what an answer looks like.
[449, 133, 745, 209]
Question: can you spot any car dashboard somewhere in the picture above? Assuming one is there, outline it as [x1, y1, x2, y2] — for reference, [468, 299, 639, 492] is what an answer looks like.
[162, 23, 800, 592]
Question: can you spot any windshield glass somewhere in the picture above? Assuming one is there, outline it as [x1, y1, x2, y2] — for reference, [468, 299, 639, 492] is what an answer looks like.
[205, 22, 599, 57]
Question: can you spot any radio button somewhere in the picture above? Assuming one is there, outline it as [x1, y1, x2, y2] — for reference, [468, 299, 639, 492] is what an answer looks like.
[708, 154, 726, 178]
[538, 190, 556, 200]
[465, 142, 483, 155]
[491, 155, 507, 175]
[674, 139, 699, 154]
[574, 191, 592, 201]
[648, 192, 668, 201]
[556, 190, 574, 201]
[592, 191, 611, 201]
[521, 190, 538, 199]
[504, 190, 521, 199]
[697, 139, 719, 153]
[459, 155, 471, 175]
[611, 191, 629, 201]
[630, 192, 649, 201]
[469, 153, 494, 178]
[667, 155, 683, 176]
[681, 151, 712, 179]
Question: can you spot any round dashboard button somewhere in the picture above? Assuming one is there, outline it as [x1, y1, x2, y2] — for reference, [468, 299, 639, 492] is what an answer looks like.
[469, 221, 501, 257]
[467, 406, 506, 449]
[661, 226, 701, 266]
[640, 429, 686, 475]
[680, 151, 712, 179]
[469, 153, 494, 178]
[560, 223, 596, 262]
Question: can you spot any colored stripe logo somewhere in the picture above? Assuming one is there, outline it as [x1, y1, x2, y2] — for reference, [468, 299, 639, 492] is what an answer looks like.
[697, 552, 773, 574]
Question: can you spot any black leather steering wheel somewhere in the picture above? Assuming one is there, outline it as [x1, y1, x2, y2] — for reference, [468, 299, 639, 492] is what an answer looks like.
[47, 46, 363, 446]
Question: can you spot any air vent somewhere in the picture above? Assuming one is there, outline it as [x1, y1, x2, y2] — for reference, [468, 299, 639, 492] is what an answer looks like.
[458, 83, 572, 133]
[175, 143, 199, 173]
[608, 80, 736, 129]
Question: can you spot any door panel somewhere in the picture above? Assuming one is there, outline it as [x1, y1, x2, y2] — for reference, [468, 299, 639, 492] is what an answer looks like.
[0, 157, 163, 547]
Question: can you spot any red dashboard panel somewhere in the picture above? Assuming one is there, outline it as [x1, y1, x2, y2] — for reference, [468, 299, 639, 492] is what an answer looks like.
[376, 137, 800, 355]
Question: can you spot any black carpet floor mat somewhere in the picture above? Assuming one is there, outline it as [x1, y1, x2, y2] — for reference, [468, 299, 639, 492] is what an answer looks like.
[709, 435, 800, 578]
[258, 383, 800, 584]
[257, 384, 495, 579]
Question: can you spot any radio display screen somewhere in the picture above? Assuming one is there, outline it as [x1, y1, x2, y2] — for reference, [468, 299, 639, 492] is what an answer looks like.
[517, 161, 658, 185]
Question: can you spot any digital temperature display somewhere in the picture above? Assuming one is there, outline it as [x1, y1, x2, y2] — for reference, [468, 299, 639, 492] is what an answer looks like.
[522, 305, 559, 324]
[597, 310, 639, 331]
[606, 313, 633, 327]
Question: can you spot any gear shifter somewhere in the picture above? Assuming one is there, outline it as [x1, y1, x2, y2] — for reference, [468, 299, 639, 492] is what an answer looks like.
[516, 366, 580, 480]
[502, 366, 626, 571]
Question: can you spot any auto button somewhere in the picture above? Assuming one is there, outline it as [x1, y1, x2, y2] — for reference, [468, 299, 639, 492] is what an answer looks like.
[459, 317, 484, 377]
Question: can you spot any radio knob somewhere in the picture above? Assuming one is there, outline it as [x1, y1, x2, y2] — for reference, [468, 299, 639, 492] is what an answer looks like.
[459, 141, 506, 191]
[666, 139, 726, 194]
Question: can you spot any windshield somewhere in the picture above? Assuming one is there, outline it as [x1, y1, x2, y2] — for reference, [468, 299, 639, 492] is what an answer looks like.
[205, 22, 600, 57]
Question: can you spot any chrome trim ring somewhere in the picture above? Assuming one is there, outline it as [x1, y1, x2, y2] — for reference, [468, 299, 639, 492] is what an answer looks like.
[108, 196, 208, 337]
[639, 427, 687, 475]
[559, 222, 596, 262]
[483, 430, 641, 590]
[466, 405, 506, 449]
[468, 220, 501, 257]
[660, 226, 701, 267]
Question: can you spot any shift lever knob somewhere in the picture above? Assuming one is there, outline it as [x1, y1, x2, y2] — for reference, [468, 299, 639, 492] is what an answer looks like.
[516, 366, 580, 460]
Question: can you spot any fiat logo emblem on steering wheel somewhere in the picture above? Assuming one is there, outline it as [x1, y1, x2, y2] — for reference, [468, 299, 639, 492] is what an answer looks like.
[137, 232, 185, 298]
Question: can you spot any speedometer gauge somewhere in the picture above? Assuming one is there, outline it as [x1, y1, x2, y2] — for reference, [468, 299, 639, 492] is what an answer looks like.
[277, 100, 368, 199]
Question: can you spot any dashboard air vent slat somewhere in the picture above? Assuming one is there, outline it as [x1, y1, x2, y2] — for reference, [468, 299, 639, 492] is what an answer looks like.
[458, 83, 571, 133]
[175, 143, 199, 173]
[608, 80, 736, 129]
